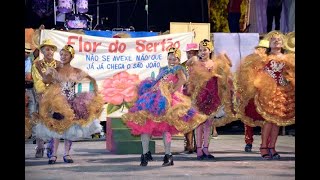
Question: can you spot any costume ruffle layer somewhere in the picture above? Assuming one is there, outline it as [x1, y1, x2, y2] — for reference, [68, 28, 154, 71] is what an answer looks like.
[37, 84, 104, 134]
[236, 54, 295, 127]
[35, 119, 102, 141]
[188, 55, 237, 127]
[122, 80, 207, 136]
[126, 119, 179, 137]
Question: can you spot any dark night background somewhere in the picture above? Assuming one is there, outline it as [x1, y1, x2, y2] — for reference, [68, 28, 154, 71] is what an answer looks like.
[25, 0, 209, 32]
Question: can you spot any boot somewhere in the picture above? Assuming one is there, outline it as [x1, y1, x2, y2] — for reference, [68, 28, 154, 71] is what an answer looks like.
[140, 154, 148, 166]
[162, 154, 174, 166]
[145, 151, 153, 161]
[244, 144, 252, 152]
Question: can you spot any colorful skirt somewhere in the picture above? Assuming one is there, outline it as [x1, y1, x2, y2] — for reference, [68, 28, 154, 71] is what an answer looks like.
[122, 81, 207, 137]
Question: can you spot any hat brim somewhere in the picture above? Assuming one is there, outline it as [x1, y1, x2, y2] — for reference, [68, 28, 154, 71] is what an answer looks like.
[39, 44, 57, 51]
[185, 48, 199, 52]
[254, 46, 267, 49]
[25, 49, 33, 53]
[263, 31, 285, 42]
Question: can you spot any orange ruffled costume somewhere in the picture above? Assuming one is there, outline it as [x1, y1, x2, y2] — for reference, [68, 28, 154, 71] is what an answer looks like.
[236, 53, 295, 127]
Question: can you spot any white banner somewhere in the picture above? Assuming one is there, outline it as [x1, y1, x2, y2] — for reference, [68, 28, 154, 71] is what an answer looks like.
[40, 30, 193, 82]
[40, 30, 193, 118]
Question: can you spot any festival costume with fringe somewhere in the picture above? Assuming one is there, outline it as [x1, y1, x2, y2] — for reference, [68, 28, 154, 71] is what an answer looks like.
[122, 65, 207, 136]
[236, 53, 295, 127]
[187, 55, 237, 127]
[35, 68, 103, 141]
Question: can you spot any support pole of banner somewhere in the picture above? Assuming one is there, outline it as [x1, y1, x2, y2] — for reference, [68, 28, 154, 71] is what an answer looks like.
[117, 0, 120, 28]
[93, 0, 100, 30]
[145, 0, 149, 31]
[54, 0, 57, 26]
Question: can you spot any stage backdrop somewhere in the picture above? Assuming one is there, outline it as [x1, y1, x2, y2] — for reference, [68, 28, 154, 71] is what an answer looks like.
[40, 29, 193, 118]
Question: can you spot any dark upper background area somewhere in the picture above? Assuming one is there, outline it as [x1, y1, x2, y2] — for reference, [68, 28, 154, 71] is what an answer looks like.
[25, 0, 209, 32]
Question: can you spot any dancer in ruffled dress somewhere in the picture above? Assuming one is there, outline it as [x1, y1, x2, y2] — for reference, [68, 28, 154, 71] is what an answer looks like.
[35, 45, 104, 164]
[186, 39, 236, 160]
[236, 31, 295, 159]
[122, 47, 207, 166]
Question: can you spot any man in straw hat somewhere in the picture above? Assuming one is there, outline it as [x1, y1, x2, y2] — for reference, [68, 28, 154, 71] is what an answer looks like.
[31, 39, 61, 158]
[242, 39, 269, 152]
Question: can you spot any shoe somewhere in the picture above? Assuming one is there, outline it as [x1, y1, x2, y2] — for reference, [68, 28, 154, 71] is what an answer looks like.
[269, 147, 280, 160]
[140, 154, 148, 166]
[162, 154, 174, 166]
[259, 147, 271, 160]
[63, 155, 74, 163]
[196, 147, 205, 160]
[35, 147, 44, 158]
[202, 147, 215, 159]
[145, 151, 153, 161]
[48, 156, 57, 164]
[244, 144, 252, 152]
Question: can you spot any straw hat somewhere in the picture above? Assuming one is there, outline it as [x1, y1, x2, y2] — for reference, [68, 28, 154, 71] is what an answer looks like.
[255, 39, 269, 49]
[185, 43, 199, 52]
[263, 30, 285, 42]
[284, 32, 295, 52]
[39, 39, 57, 51]
[25, 43, 33, 53]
